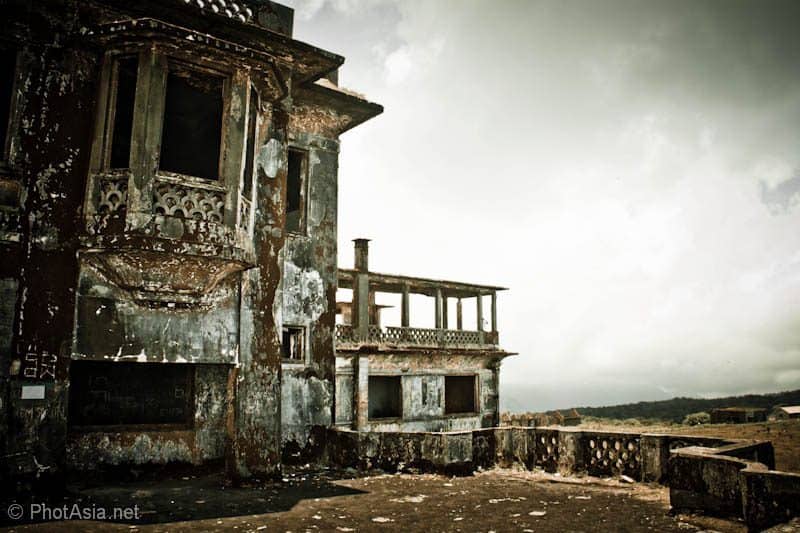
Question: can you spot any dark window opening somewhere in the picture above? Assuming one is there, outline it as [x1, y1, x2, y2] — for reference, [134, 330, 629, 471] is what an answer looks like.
[281, 326, 304, 361]
[285, 148, 306, 232]
[159, 67, 224, 181]
[68, 361, 194, 428]
[242, 85, 258, 200]
[0, 48, 17, 159]
[368, 376, 402, 419]
[109, 56, 138, 169]
[445, 375, 476, 415]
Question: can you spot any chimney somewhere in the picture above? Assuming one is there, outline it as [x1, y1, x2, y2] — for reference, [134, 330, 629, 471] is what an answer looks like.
[353, 238, 370, 272]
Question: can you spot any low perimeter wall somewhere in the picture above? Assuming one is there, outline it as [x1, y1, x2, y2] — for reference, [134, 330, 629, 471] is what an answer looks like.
[327, 426, 799, 531]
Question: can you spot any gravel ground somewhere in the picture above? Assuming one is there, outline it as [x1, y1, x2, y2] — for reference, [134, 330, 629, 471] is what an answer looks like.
[1, 467, 749, 532]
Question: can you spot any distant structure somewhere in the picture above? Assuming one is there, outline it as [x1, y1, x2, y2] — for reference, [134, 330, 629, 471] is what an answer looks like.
[771, 406, 800, 420]
[335, 240, 514, 432]
[547, 409, 582, 426]
[501, 409, 581, 427]
[709, 407, 768, 424]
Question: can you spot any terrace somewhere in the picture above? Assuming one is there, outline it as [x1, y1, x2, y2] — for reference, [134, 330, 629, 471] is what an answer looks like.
[336, 239, 506, 350]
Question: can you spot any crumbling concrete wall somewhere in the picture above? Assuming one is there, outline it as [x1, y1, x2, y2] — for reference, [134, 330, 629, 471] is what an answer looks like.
[667, 440, 792, 530]
[0, 0, 379, 486]
[74, 266, 240, 364]
[335, 352, 500, 432]
[669, 448, 753, 518]
[742, 469, 800, 530]
[328, 425, 800, 528]
[278, 120, 341, 461]
[1, 1, 103, 481]
[66, 364, 229, 468]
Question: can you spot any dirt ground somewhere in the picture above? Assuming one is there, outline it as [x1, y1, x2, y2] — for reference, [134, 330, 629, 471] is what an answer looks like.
[579, 419, 800, 473]
[3, 422, 795, 532]
[2, 467, 746, 533]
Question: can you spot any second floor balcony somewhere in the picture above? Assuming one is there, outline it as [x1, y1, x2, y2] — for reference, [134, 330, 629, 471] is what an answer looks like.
[335, 239, 507, 352]
[335, 324, 499, 349]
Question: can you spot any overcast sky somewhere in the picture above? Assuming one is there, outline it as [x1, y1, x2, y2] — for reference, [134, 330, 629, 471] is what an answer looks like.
[283, 0, 800, 411]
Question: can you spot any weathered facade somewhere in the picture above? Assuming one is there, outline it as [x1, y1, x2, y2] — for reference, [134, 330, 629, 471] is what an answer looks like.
[335, 240, 514, 433]
[0, 0, 381, 483]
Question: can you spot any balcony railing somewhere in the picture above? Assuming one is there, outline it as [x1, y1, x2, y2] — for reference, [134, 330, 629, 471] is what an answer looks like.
[91, 171, 256, 234]
[95, 171, 129, 215]
[335, 324, 495, 348]
[152, 174, 225, 223]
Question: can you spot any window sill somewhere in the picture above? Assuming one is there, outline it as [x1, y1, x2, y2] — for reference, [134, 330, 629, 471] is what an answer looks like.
[156, 171, 225, 192]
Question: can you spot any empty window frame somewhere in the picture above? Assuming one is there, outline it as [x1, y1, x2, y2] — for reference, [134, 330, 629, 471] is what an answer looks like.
[159, 65, 224, 181]
[68, 361, 194, 428]
[0, 46, 18, 163]
[285, 148, 307, 233]
[368, 376, 402, 419]
[281, 326, 305, 362]
[444, 375, 477, 415]
[108, 56, 138, 169]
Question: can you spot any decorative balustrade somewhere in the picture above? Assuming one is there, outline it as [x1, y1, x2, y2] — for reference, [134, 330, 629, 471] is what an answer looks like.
[366, 325, 383, 342]
[335, 324, 355, 343]
[96, 173, 129, 214]
[92, 172, 256, 230]
[442, 329, 483, 345]
[152, 175, 225, 223]
[335, 324, 492, 348]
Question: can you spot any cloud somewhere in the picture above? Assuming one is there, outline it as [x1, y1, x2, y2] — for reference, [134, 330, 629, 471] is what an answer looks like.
[760, 174, 800, 214]
[283, 0, 800, 409]
[380, 37, 445, 86]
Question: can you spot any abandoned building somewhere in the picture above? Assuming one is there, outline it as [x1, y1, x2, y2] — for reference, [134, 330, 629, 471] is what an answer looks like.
[709, 407, 768, 424]
[0, 0, 514, 484]
[334, 239, 513, 433]
[0, 0, 389, 481]
[771, 405, 800, 420]
[2, 2, 799, 530]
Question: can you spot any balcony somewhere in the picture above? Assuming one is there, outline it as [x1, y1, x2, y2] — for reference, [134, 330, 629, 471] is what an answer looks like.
[335, 324, 498, 349]
[335, 239, 507, 353]
[79, 37, 271, 303]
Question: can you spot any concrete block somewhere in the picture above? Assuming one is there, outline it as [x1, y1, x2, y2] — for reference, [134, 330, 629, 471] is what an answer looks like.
[741, 468, 800, 531]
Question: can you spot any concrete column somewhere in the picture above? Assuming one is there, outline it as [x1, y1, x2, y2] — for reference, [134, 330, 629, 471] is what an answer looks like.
[355, 354, 370, 430]
[354, 238, 370, 272]
[222, 70, 248, 228]
[227, 96, 290, 481]
[491, 292, 497, 333]
[127, 47, 167, 224]
[491, 360, 501, 427]
[368, 289, 377, 326]
[456, 298, 463, 330]
[476, 294, 484, 332]
[401, 285, 409, 327]
[353, 273, 369, 338]
[557, 429, 584, 476]
[640, 434, 669, 483]
[441, 295, 448, 329]
[434, 288, 443, 329]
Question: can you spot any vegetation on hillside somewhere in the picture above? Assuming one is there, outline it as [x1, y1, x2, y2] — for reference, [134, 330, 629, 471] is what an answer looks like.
[566, 389, 800, 423]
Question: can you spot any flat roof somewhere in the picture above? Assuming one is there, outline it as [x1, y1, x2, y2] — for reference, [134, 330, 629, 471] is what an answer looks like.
[338, 268, 508, 298]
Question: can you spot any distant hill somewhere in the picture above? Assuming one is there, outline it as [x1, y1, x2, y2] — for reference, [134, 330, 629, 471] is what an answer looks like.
[566, 389, 800, 423]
